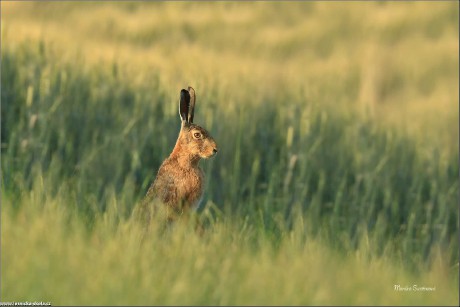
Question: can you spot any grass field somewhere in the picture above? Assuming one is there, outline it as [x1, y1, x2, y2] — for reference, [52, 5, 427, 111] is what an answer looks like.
[1, 1, 459, 305]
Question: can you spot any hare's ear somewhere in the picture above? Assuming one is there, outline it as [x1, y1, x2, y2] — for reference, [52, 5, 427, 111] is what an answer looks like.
[179, 89, 191, 123]
[187, 86, 195, 123]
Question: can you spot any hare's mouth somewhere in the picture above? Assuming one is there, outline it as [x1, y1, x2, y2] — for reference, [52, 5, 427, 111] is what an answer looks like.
[202, 148, 217, 159]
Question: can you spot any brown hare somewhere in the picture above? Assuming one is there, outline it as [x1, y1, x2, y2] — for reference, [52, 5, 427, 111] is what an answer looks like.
[139, 86, 217, 227]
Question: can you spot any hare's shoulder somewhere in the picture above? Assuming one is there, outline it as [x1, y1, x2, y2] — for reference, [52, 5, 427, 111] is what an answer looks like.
[167, 158, 203, 193]
[149, 157, 204, 206]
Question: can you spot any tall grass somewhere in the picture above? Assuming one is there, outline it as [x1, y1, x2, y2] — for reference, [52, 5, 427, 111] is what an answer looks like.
[1, 1, 459, 305]
[2, 41, 457, 263]
[2, 186, 458, 305]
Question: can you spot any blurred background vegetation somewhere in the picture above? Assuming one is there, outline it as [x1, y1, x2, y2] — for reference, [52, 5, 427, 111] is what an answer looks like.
[1, 1, 459, 305]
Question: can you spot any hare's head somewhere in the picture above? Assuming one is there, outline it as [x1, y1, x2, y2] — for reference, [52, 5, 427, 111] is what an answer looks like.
[176, 87, 217, 159]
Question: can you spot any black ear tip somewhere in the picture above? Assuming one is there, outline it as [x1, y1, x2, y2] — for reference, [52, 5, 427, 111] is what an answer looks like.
[180, 89, 190, 100]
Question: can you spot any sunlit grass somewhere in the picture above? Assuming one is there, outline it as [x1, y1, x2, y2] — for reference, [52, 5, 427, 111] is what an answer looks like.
[2, 186, 458, 306]
[2, 2, 458, 142]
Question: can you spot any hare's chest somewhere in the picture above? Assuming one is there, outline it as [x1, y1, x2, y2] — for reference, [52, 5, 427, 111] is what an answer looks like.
[177, 168, 204, 209]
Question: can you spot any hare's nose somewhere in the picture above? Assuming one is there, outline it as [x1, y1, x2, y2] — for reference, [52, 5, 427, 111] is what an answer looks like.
[213, 148, 218, 154]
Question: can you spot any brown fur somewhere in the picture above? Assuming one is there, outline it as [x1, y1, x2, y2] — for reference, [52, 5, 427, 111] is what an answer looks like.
[139, 88, 217, 226]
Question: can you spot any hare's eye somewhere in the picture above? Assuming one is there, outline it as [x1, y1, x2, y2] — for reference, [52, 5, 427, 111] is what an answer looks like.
[193, 132, 202, 139]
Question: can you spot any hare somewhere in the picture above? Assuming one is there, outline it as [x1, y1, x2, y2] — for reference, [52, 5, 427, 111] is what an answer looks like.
[139, 86, 217, 226]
